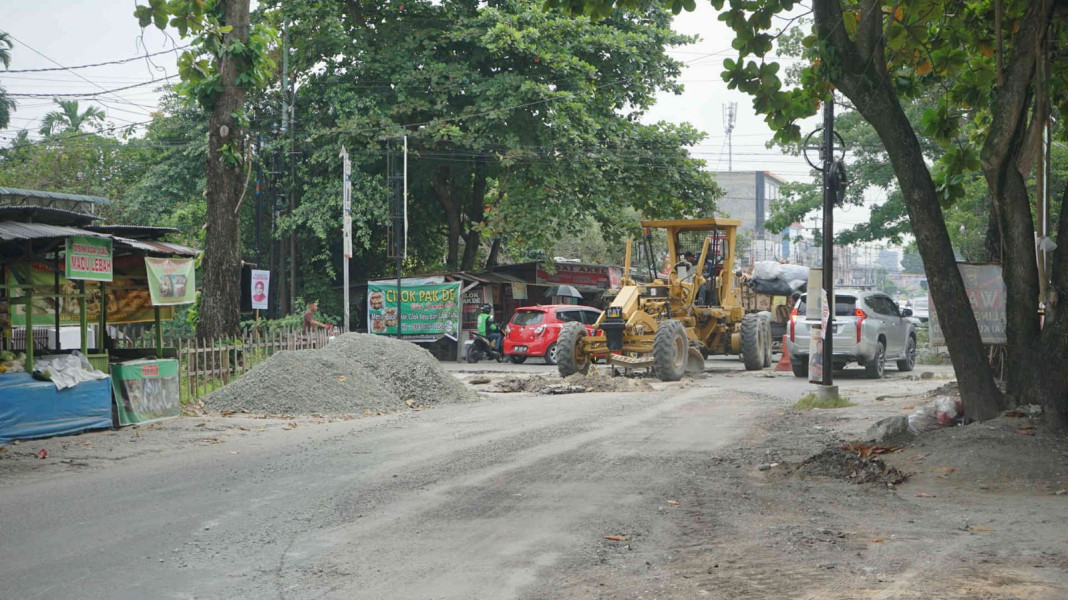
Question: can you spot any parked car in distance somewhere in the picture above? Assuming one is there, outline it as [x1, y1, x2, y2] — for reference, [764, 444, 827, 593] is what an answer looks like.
[785, 290, 918, 379]
[503, 304, 602, 365]
[908, 296, 930, 322]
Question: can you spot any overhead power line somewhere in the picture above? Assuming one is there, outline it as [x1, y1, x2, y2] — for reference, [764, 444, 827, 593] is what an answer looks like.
[0, 44, 188, 73]
[6, 75, 179, 98]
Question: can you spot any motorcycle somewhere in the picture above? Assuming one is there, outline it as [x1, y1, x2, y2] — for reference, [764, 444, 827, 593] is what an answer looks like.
[466, 332, 504, 363]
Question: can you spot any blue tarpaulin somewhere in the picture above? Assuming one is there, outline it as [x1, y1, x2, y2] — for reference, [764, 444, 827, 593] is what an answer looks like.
[0, 373, 113, 444]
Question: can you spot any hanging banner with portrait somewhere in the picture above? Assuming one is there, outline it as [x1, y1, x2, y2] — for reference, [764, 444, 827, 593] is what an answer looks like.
[144, 258, 197, 305]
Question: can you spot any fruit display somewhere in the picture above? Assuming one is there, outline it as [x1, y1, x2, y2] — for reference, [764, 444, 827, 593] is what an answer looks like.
[0, 350, 27, 374]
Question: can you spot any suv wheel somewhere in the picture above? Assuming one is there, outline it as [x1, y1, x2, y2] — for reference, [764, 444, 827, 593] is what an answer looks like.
[865, 340, 886, 379]
[791, 356, 808, 378]
[896, 336, 916, 372]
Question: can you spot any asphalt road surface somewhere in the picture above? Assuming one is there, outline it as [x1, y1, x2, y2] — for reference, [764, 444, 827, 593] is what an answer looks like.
[0, 358, 952, 599]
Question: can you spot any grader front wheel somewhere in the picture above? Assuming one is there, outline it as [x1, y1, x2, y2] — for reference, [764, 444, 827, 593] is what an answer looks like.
[556, 322, 590, 377]
[653, 320, 688, 382]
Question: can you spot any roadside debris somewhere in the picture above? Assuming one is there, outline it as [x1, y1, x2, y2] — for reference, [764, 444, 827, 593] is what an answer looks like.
[493, 370, 653, 394]
[793, 446, 908, 486]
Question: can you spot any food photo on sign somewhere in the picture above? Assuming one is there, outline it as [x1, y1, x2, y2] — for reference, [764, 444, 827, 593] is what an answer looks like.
[144, 258, 197, 306]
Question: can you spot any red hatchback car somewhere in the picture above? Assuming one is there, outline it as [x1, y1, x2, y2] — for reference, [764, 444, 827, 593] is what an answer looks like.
[503, 304, 603, 365]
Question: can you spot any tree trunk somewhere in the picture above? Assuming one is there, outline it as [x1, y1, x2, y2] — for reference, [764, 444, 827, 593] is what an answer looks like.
[433, 165, 462, 270]
[1041, 184, 1068, 428]
[196, 0, 250, 340]
[814, 0, 1004, 420]
[485, 237, 502, 268]
[459, 163, 489, 271]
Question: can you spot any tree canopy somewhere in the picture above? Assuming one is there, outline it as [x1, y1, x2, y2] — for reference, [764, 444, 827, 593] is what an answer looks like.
[267, 0, 719, 273]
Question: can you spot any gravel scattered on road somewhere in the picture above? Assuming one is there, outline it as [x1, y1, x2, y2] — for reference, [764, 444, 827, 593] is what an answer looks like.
[203, 333, 479, 416]
[494, 369, 655, 394]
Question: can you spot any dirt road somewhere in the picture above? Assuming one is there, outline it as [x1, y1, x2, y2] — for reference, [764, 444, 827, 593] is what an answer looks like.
[1, 358, 1065, 599]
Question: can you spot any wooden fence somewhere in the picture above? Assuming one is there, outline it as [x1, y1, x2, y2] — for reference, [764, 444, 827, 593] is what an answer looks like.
[112, 326, 334, 402]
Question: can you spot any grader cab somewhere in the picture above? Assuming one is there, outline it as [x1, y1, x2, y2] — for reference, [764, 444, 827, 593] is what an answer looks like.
[557, 218, 772, 381]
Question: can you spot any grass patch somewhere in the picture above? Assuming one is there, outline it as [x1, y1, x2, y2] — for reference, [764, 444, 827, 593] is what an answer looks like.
[793, 392, 855, 410]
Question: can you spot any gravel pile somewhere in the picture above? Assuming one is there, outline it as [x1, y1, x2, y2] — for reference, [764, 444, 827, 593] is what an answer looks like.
[203, 333, 478, 416]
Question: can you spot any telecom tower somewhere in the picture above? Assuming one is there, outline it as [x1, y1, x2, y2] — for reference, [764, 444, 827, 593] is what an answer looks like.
[723, 102, 737, 172]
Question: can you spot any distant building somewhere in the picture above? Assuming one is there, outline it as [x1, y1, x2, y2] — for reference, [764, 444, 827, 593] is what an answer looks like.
[711, 171, 788, 266]
[711, 171, 786, 239]
[878, 248, 902, 272]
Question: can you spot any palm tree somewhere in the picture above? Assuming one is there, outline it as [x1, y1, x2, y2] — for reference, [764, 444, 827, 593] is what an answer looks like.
[38, 99, 106, 137]
[0, 32, 16, 129]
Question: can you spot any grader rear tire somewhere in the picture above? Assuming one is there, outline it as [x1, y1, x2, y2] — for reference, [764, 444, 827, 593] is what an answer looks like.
[741, 313, 765, 371]
[653, 320, 688, 382]
[757, 311, 773, 368]
[556, 322, 590, 377]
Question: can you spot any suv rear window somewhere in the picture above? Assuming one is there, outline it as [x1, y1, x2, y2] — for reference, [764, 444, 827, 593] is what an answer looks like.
[797, 295, 857, 317]
[510, 310, 544, 326]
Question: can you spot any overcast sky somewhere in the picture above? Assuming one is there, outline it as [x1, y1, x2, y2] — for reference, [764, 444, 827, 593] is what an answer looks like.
[1, 1, 878, 234]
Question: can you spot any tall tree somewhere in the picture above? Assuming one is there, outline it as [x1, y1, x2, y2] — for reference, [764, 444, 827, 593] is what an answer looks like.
[0, 32, 15, 129]
[135, 0, 277, 338]
[38, 99, 106, 137]
[552, 0, 1068, 427]
[269, 0, 718, 273]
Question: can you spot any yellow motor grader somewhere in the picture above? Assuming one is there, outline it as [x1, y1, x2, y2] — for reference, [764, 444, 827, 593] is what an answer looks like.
[557, 218, 772, 381]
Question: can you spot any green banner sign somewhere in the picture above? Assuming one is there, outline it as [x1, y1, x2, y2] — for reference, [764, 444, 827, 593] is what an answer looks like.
[144, 258, 196, 305]
[111, 359, 180, 425]
[65, 236, 113, 282]
[367, 282, 461, 337]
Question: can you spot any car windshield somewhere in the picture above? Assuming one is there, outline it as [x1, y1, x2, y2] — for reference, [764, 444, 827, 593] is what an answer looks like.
[797, 295, 857, 317]
[510, 310, 544, 326]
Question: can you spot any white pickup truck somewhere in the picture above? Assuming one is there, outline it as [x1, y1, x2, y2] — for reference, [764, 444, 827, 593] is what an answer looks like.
[785, 289, 918, 379]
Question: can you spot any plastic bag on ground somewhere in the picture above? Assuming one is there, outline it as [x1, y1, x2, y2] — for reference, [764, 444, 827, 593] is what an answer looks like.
[32, 351, 108, 390]
[907, 403, 939, 435]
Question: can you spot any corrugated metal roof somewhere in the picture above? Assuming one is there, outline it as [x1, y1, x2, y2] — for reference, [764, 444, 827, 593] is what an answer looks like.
[0, 205, 99, 226]
[86, 225, 180, 240]
[113, 236, 199, 257]
[447, 271, 527, 284]
[0, 221, 109, 242]
[0, 187, 111, 205]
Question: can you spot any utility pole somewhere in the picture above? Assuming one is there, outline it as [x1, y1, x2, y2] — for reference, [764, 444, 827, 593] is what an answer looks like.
[288, 57, 297, 311]
[723, 102, 737, 172]
[341, 146, 352, 332]
[821, 95, 836, 390]
[386, 137, 408, 338]
[802, 93, 847, 396]
[278, 16, 289, 316]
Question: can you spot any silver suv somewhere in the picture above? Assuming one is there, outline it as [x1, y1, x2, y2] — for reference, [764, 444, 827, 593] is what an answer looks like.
[785, 290, 918, 379]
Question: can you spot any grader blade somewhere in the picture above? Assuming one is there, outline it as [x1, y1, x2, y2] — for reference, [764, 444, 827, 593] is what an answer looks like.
[607, 354, 655, 369]
[686, 348, 705, 373]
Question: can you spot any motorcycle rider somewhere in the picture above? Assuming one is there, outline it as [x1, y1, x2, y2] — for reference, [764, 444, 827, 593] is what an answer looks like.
[477, 303, 503, 353]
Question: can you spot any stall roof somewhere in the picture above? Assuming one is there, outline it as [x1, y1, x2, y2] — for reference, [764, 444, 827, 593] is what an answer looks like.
[0, 221, 109, 243]
[0, 205, 99, 227]
[446, 271, 527, 285]
[0, 187, 111, 216]
[86, 225, 180, 240]
[113, 237, 199, 257]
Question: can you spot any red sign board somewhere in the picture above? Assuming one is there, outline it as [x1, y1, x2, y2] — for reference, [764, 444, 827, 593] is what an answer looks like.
[536, 264, 622, 290]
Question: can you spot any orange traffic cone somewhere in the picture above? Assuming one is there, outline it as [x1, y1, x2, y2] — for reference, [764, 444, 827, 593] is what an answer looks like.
[775, 334, 792, 372]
